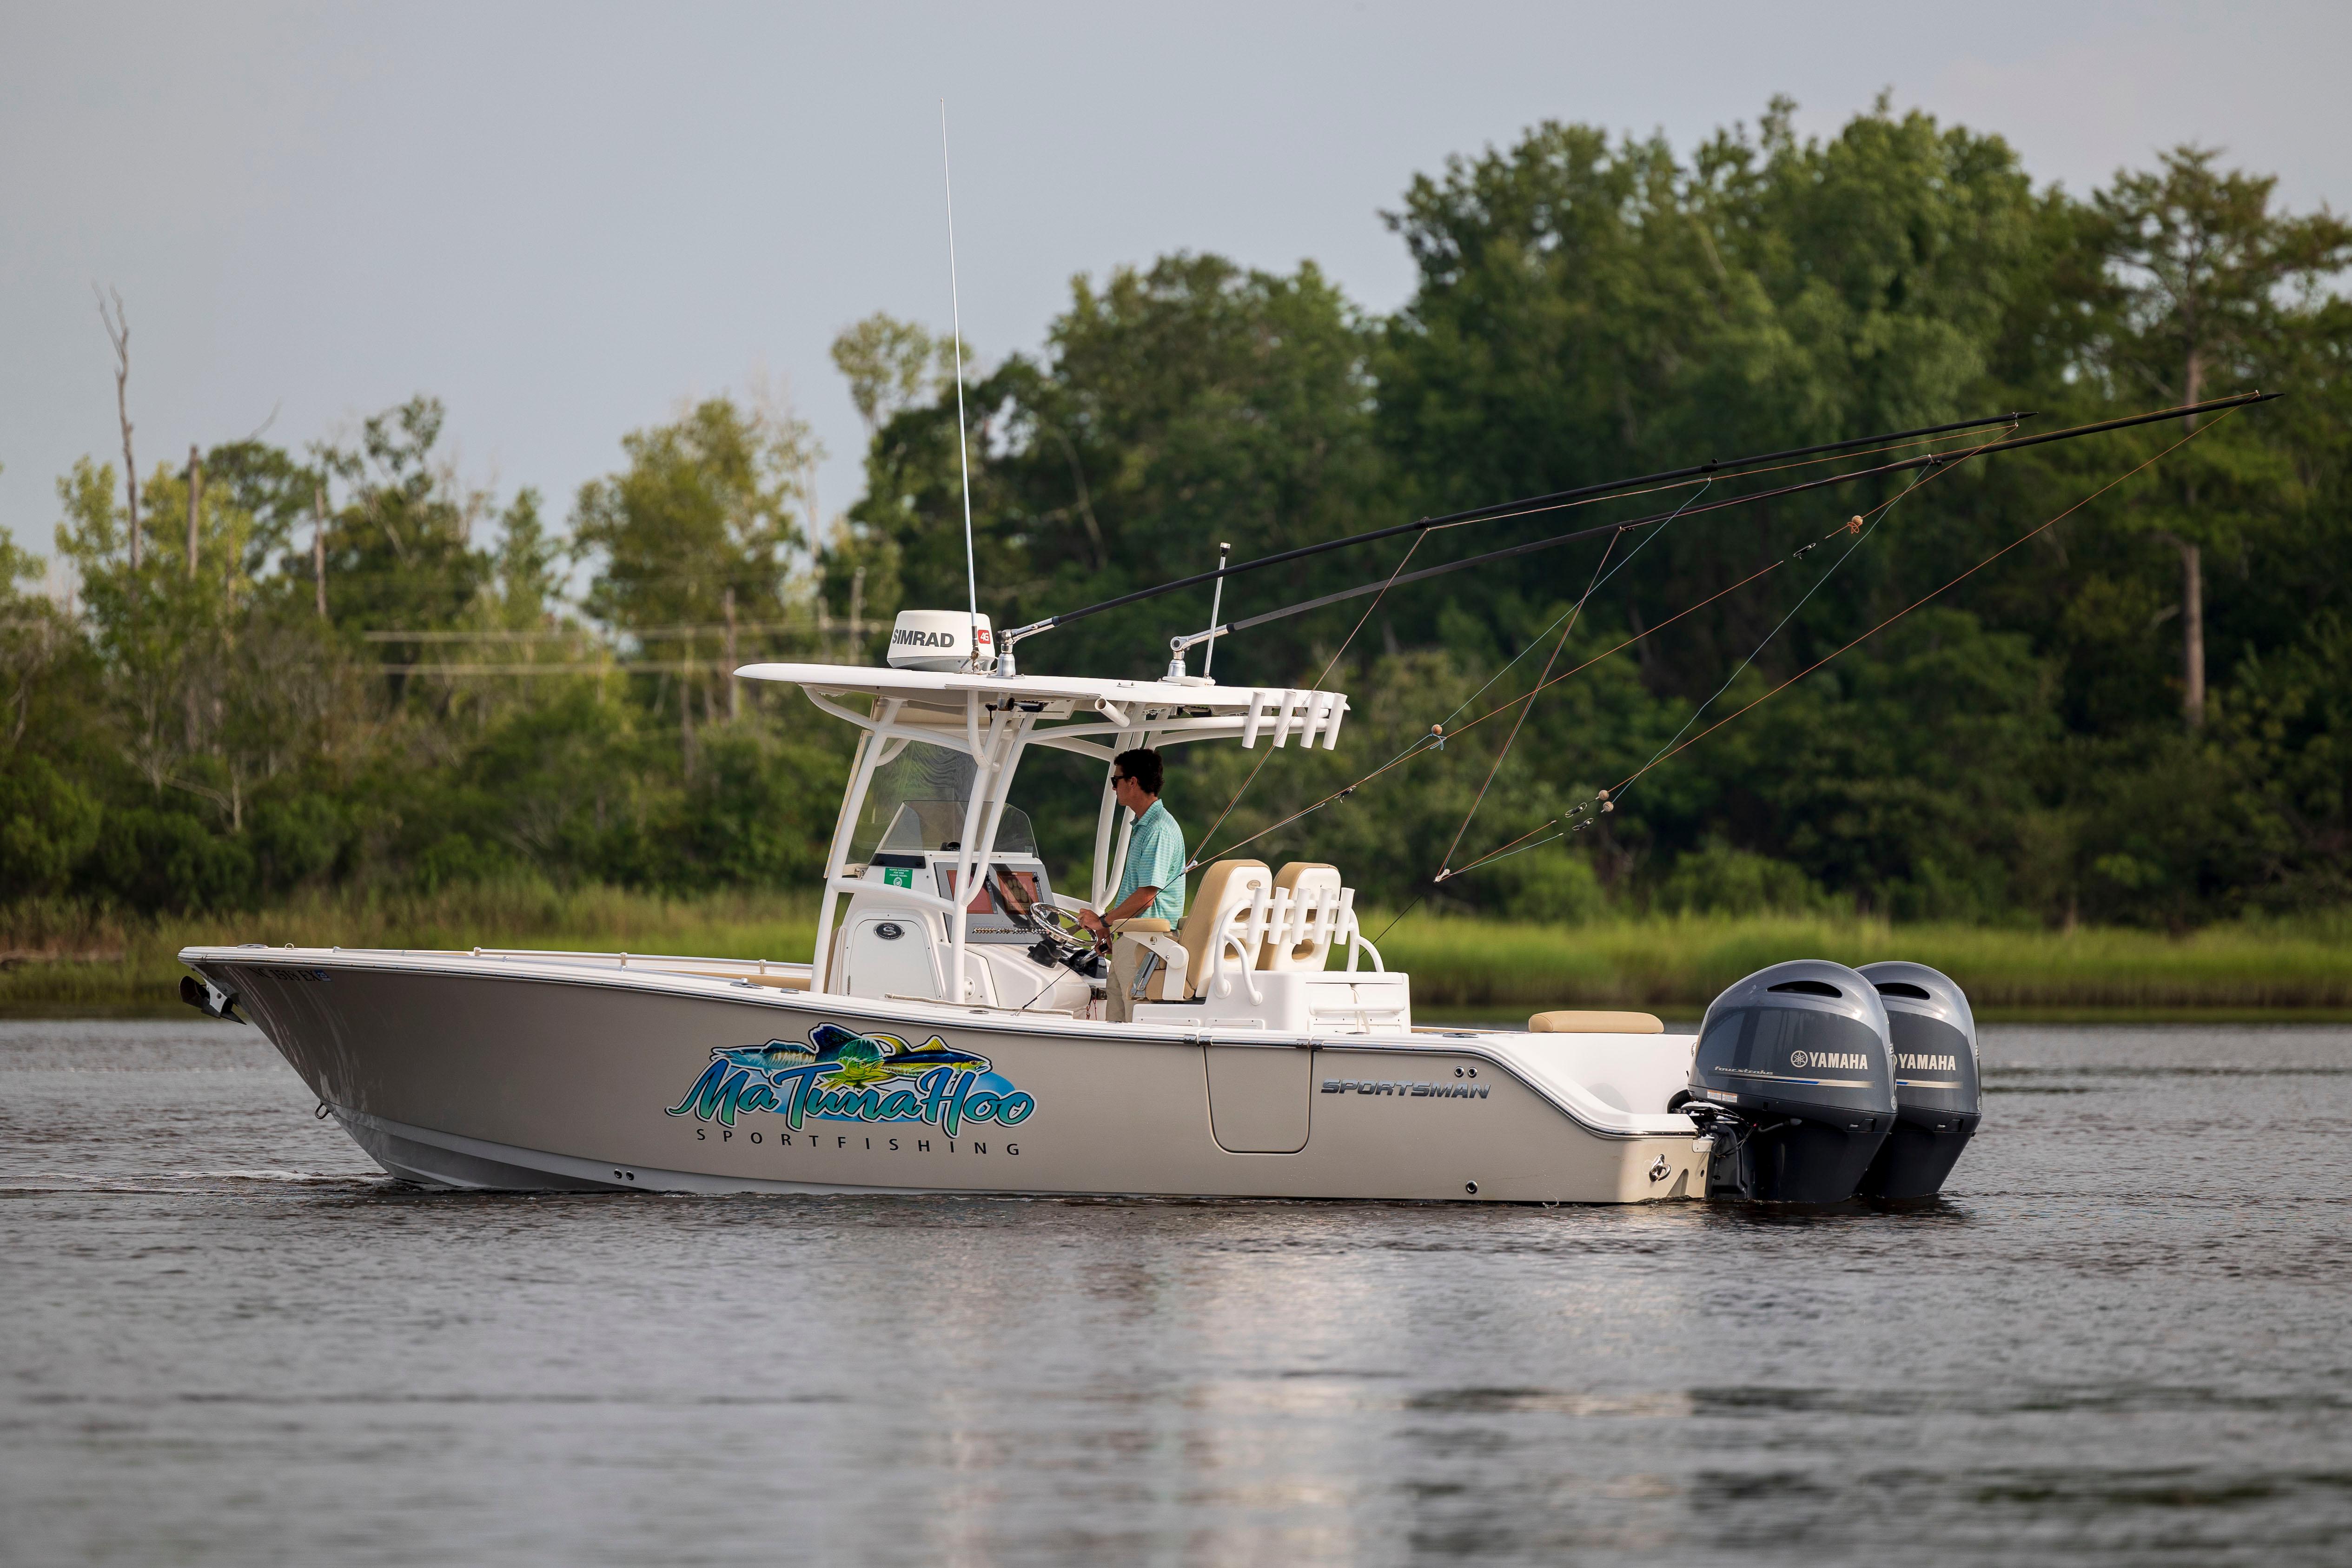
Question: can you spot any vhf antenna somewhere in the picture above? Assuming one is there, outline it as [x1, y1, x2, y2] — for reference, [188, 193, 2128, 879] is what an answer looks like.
[941, 100, 984, 672]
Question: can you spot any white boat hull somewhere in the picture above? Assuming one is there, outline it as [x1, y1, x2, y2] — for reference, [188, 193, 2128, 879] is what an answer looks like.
[185, 946, 1706, 1204]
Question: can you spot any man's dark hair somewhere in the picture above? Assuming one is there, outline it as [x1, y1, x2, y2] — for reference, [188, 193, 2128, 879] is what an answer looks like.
[1113, 748, 1164, 796]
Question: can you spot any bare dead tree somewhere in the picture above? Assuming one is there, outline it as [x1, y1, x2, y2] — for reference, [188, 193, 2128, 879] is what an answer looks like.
[93, 285, 140, 568]
[186, 444, 203, 581]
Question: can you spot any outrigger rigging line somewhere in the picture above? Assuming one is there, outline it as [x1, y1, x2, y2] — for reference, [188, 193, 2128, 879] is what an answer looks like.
[1435, 400, 2267, 885]
[1162, 391, 2273, 664]
[1182, 390, 2280, 878]
[991, 407, 2037, 672]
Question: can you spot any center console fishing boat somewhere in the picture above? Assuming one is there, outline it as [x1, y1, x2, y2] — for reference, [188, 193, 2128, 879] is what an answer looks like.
[179, 391, 2298, 1204]
[181, 612, 1981, 1204]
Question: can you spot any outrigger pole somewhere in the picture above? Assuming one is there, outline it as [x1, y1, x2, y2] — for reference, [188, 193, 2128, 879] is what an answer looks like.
[1163, 391, 2277, 662]
[994, 407, 2037, 672]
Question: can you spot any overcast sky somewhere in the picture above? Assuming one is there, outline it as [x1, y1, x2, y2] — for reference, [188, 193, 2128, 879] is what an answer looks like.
[6, 0, 2346, 581]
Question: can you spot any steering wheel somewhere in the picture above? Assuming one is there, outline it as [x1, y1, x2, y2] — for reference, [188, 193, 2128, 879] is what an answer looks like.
[1031, 901, 1098, 953]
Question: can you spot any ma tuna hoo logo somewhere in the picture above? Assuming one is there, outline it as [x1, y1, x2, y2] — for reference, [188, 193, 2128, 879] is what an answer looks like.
[667, 1023, 1034, 1135]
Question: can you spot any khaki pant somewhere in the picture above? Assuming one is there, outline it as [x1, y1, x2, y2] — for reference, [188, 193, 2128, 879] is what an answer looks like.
[1106, 918, 1173, 1023]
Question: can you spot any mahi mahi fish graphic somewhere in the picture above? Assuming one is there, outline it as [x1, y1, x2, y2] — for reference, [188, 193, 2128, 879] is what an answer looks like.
[713, 1024, 991, 1087]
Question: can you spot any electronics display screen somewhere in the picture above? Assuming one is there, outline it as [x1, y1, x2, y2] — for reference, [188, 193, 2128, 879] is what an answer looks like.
[937, 866, 1043, 924]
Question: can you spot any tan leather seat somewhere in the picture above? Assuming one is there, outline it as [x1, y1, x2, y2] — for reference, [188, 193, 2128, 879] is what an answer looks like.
[1145, 859, 1269, 1000]
[1528, 1010, 1664, 1034]
[1258, 862, 1344, 970]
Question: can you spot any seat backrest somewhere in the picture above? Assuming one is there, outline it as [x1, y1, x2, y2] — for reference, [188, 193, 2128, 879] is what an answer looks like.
[1159, 859, 1270, 998]
[1259, 862, 1345, 970]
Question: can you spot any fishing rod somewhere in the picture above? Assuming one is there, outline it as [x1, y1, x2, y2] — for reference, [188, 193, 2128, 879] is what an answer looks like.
[1189, 392, 2271, 876]
[1162, 390, 2275, 667]
[990, 407, 2036, 674]
[1436, 400, 2256, 886]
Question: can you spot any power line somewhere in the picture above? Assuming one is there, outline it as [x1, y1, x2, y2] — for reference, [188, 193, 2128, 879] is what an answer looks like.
[358, 618, 887, 643]
[375, 660, 721, 677]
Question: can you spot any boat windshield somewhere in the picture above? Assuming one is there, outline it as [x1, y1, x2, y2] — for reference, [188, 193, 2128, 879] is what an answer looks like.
[875, 800, 1040, 857]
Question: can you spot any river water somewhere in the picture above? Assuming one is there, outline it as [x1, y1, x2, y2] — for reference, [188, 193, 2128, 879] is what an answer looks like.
[2, 1018, 2347, 1566]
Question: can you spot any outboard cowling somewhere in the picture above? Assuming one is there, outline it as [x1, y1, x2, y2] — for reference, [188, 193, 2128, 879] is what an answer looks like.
[1683, 959, 1895, 1203]
[1855, 961, 1981, 1201]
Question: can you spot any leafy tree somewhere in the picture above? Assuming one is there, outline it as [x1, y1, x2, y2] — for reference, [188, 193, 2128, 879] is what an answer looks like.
[316, 396, 493, 656]
[490, 488, 561, 629]
[1376, 97, 2045, 698]
[0, 534, 104, 899]
[844, 254, 1391, 684]
[7, 101, 2350, 932]
[571, 396, 819, 767]
[2087, 147, 2352, 728]
[205, 438, 319, 578]
[831, 313, 958, 437]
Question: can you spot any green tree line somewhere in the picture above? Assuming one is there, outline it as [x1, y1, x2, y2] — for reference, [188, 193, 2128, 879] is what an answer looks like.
[6, 98, 2349, 930]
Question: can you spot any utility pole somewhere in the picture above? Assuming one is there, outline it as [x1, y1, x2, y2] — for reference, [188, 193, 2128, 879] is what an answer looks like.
[680, 635, 696, 782]
[2178, 372, 2206, 730]
[723, 585, 740, 721]
[186, 445, 203, 580]
[849, 566, 866, 661]
[312, 481, 329, 619]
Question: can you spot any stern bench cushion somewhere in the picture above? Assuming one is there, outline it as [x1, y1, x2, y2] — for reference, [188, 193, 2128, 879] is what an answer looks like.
[1528, 1010, 1663, 1034]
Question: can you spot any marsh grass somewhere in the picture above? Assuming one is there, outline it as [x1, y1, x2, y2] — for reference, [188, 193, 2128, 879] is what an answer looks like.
[1376, 909, 2352, 1017]
[4, 887, 2347, 1019]
[0, 883, 817, 1013]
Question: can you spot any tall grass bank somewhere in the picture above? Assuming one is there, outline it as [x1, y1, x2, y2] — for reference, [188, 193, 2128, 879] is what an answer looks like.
[1378, 912, 2352, 1018]
[5, 891, 2348, 1019]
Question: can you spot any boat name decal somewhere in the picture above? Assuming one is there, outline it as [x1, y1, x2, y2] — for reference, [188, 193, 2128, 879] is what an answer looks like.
[1321, 1078, 1488, 1098]
[666, 1022, 1034, 1134]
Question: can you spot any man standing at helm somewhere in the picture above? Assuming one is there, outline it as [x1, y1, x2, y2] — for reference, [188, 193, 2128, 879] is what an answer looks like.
[1077, 748, 1186, 1022]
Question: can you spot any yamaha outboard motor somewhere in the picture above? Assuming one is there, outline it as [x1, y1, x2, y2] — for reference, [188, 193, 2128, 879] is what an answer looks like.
[1682, 959, 1896, 1203]
[1854, 961, 1981, 1201]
